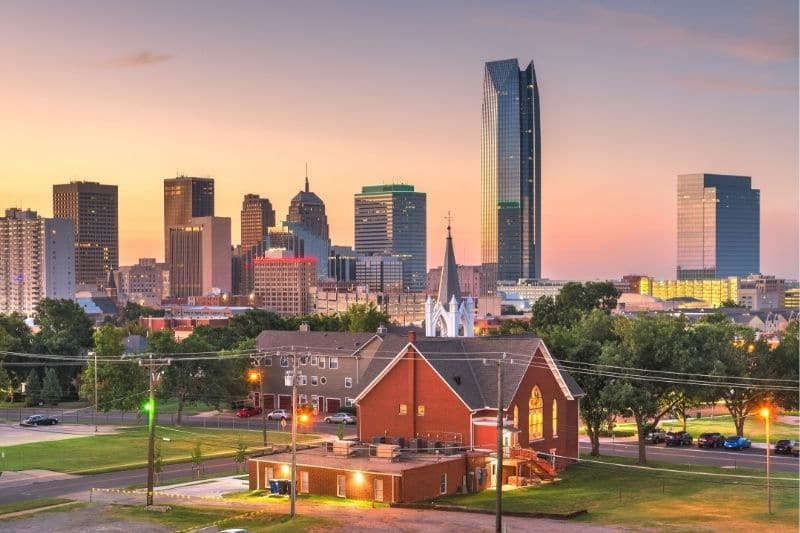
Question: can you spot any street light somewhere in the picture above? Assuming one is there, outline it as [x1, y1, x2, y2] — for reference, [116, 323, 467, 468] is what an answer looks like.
[760, 407, 771, 515]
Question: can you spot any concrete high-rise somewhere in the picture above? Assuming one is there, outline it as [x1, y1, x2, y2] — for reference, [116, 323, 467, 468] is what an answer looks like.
[287, 176, 329, 242]
[677, 173, 760, 279]
[53, 181, 118, 288]
[163, 176, 214, 264]
[240, 194, 275, 250]
[168, 216, 231, 298]
[354, 184, 427, 291]
[481, 58, 541, 285]
[116, 258, 170, 307]
[0, 208, 74, 315]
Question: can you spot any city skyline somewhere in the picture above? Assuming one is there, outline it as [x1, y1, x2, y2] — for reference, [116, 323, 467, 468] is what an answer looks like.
[0, 1, 796, 279]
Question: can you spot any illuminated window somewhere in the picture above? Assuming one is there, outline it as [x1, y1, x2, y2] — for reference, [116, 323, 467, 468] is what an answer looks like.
[552, 399, 558, 437]
[399, 404, 408, 415]
[528, 386, 543, 440]
[417, 405, 426, 416]
[513, 405, 519, 428]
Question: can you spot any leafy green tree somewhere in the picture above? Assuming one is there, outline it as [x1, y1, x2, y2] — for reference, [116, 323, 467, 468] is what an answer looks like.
[121, 301, 164, 324]
[769, 321, 799, 409]
[0, 362, 11, 402]
[229, 309, 288, 338]
[25, 369, 41, 406]
[0, 313, 34, 383]
[41, 368, 61, 405]
[147, 329, 179, 355]
[32, 299, 93, 395]
[339, 303, 390, 332]
[190, 325, 242, 351]
[234, 438, 247, 473]
[80, 324, 148, 412]
[531, 282, 620, 333]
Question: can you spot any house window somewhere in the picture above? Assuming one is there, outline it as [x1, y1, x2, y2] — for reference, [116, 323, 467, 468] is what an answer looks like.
[310, 355, 318, 366]
[552, 399, 558, 437]
[264, 357, 272, 367]
[280, 356, 288, 367]
[337, 475, 346, 497]
[345, 397, 354, 407]
[439, 473, 447, 494]
[300, 471, 309, 493]
[298, 375, 307, 386]
[320, 376, 327, 385]
[266, 467, 274, 481]
[417, 405, 426, 416]
[513, 405, 519, 429]
[528, 386, 543, 440]
[300, 356, 307, 365]
[330, 357, 339, 369]
[319, 357, 326, 369]
[311, 376, 318, 386]
[299, 394, 307, 405]
[344, 377, 352, 388]
[399, 403, 408, 415]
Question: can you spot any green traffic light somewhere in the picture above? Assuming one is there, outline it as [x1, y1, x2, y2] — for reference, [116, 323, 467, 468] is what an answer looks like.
[143, 400, 154, 412]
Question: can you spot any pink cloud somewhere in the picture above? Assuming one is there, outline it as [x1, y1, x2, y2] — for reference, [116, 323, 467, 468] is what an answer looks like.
[93, 51, 172, 69]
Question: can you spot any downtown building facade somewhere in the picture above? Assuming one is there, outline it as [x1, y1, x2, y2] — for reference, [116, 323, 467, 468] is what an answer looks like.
[116, 258, 170, 308]
[168, 217, 231, 298]
[163, 176, 215, 265]
[481, 58, 541, 286]
[0, 209, 74, 315]
[53, 181, 118, 289]
[252, 252, 316, 316]
[677, 173, 760, 279]
[354, 184, 427, 291]
[240, 193, 276, 250]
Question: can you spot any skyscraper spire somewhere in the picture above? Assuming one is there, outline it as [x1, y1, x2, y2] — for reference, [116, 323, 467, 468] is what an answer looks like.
[304, 163, 309, 193]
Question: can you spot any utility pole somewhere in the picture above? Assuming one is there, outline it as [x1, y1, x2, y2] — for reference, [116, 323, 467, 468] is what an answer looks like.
[91, 351, 97, 433]
[290, 347, 298, 518]
[250, 352, 269, 448]
[762, 407, 771, 514]
[139, 353, 171, 507]
[495, 355, 504, 533]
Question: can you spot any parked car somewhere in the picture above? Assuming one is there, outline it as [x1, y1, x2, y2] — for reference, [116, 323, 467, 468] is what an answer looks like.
[723, 435, 752, 450]
[236, 406, 262, 418]
[644, 428, 666, 444]
[664, 431, 693, 446]
[774, 440, 798, 455]
[324, 412, 357, 425]
[697, 432, 726, 448]
[20, 415, 59, 426]
[267, 409, 291, 421]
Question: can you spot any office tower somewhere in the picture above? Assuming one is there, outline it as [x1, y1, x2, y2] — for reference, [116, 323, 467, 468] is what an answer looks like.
[481, 58, 541, 286]
[168, 216, 231, 298]
[163, 176, 214, 264]
[329, 245, 357, 283]
[283, 221, 329, 280]
[116, 258, 170, 307]
[356, 254, 404, 293]
[253, 252, 316, 316]
[427, 265, 483, 297]
[354, 184, 427, 291]
[0, 208, 74, 315]
[53, 181, 118, 288]
[287, 176, 329, 242]
[233, 231, 303, 296]
[241, 194, 276, 250]
[677, 174, 760, 279]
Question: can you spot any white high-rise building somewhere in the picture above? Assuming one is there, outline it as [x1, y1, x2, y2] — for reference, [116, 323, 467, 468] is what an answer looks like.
[0, 208, 75, 315]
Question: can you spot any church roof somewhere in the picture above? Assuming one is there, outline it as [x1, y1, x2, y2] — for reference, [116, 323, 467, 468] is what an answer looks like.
[436, 225, 461, 304]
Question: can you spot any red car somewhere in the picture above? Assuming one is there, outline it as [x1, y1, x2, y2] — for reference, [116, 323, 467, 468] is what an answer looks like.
[236, 406, 262, 418]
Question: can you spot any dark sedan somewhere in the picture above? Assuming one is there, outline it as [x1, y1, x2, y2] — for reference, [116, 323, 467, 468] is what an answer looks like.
[665, 431, 693, 446]
[774, 440, 798, 455]
[20, 415, 59, 426]
[697, 432, 725, 448]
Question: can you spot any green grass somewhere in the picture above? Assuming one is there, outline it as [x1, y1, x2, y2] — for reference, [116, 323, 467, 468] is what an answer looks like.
[0, 498, 73, 516]
[438, 455, 799, 531]
[223, 490, 388, 508]
[614, 414, 800, 443]
[0, 426, 319, 474]
[105, 504, 331, 532]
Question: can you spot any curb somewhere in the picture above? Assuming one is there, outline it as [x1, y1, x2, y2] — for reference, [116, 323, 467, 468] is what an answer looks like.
[389, 502, 587, 520]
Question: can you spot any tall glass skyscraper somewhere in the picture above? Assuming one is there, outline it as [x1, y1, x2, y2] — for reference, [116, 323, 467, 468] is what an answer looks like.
[677, 173, 760, 279]
[481, 58, 541, 286]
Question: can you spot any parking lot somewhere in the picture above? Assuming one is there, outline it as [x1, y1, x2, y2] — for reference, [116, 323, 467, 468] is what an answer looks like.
[0, 421, 119, 446]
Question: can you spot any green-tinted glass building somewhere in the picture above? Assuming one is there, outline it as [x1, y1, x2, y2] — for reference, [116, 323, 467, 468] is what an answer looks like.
[481, 58, 541, 286]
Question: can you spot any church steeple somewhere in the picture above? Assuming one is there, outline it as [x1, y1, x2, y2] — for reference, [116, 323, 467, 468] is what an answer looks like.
[437, 219, 461, 305]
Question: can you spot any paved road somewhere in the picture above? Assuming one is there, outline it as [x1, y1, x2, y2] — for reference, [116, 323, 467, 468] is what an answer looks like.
[581, 440, 800, 473]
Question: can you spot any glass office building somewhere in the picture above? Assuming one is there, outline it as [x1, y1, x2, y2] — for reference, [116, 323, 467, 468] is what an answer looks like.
[481, 58, 541, 286]
[677, 174, 760, 279]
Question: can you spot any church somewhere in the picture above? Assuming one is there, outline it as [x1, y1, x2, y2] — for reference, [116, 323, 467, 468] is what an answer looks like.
[424, 224, 475, 338]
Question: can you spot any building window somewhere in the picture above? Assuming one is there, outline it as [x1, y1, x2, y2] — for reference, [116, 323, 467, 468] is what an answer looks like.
[344, 377, 352, 388]
[298, 375, 307, 386]
[300, 356, 307, 365]
[337, 474, 346, 497]
[299, 394, 307, 405]
[311, 376, 318, 386]
[345, 397, 354, 407]
[417, 405, 426, 416]
[330, 357, 339, 369]
[439, 473, 447, 494]
[264, 357, 272, 367]
[280, 356, 288, 367]
[552, 399, 558, 437]
[399, 403, 408, 415]
[528, 386, 543, 440]
[310, 355, 318, 366]
[320, 376, 327, 385]
[319, 357, 326, 369]
[513, 405, 519, 429]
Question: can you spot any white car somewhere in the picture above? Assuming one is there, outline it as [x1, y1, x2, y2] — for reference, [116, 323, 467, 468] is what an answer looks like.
[324, 412, 357, 424]
[267, 409, 291, 421]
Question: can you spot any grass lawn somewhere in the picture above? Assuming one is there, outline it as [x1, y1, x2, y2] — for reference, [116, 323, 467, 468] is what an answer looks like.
[223, 490, 389, 508]
[0, 426, 319, 474]
[615, 414, 800, 443]
[438, 455, 799, 531]
[105, 504, 330, 532]
[0, 498, 73, 516]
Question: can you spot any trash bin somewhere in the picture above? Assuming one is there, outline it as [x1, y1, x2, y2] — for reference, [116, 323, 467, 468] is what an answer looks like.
[268, 479, 280, 495]
[276, 480, 288, 494]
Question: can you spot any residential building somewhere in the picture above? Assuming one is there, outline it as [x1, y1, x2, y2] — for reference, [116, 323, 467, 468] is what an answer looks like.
[481, 58, 541, 285]
[53, 181, 118, 289]
[677, 173, 760, 279]
[240, 194, 275, 250]
[427, 265, 483, 297]
[116, 258, 169, 307]
[163, 176, 214, 264]
[328, 245, 357, 283]
[0, 208, 74, 315]
[253, 252, 315, 316]
[287, 176, 329, 242]
[168, 217, 231, 298]
[737, 275, 785, 310]
[639, 277, 739, 308]
[356, 255, 403, 293]
[354, 184, 427, 291]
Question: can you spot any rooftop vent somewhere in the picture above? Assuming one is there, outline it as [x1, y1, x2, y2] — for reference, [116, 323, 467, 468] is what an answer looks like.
[376, 324, 388, 335]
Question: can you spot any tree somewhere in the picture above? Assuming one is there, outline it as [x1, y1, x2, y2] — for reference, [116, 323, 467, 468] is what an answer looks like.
[41, 368, 61, 405]
[190, 325, 242, 351]
[531, 282, 620, 333]
[229, 309, 288, 339]
[0, 312, 34, 383]
[79, 324, 148, 412]
[769, 321, 799, 409]
[25, 369, 41, 406]
[339, 303, 391, 333]
[600, 315, 697, 464]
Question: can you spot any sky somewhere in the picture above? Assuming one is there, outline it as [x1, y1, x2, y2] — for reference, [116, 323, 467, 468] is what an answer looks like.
[0, 0, 797, 280]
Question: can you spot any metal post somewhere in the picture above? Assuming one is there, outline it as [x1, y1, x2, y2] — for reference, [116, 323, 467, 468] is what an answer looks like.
[260, 355, 268, 448]
[146, 354, 155, 507]
[291, 349, 298, 518]
[92, 351, 98, 433]
[495, 357, 503, 533]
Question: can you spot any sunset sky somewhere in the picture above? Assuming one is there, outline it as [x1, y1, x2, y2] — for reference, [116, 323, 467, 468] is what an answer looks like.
[1, 0, 797, 280]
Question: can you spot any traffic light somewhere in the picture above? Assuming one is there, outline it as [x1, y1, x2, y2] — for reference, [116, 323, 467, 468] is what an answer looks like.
[142, 399, 154, 412]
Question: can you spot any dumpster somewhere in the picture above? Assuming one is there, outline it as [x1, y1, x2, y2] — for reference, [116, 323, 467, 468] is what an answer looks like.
[268, 479, 280, 495]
